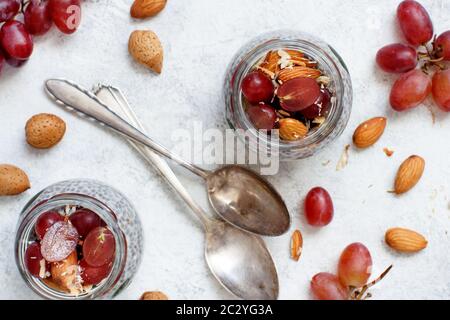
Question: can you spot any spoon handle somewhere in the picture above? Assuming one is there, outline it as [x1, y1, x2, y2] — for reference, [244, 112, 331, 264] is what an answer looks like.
[45, 79, 209, 180]
[92, 84, 212, 229]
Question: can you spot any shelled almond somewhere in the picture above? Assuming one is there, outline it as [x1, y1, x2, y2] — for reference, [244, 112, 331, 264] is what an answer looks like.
[131, 0, 167, 19]
[394, 155, 425, 194]
[352, 117, 387, 149]
[385, 228, 428, 253]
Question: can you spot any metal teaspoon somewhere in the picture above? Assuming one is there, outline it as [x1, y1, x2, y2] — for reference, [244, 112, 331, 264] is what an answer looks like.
[45, 79, 291, 237]
[92, 84, 279, 300]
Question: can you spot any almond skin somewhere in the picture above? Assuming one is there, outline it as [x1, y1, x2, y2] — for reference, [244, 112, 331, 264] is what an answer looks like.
[129, 30, 163, 74]
[26, 113, 66, 149]
[140, 291, 169, 300]
[385, 228, 428, 253]
[279, 118, 308, 141]
[278, 66, 321, 82]
[290, 230, 303, 262]
[394, 155, 425, 194]
[131, 0, 167, 19]
[0, 164, 30, 196]
[352, 117, 387, 148]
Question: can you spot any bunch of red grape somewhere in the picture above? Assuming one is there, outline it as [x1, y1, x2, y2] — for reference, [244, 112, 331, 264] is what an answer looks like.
[311, 243, 392, 300]
[0, 0, 82, 75]
[376, 0, 450, 112]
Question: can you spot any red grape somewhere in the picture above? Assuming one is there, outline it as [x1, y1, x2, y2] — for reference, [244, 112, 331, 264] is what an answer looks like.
[304, 187, 334, 227]
[436, 31, 450, 61]
[80, 259, 113, 285]
[83, 227, 116, 267]
[49, 0, 81, 34]
[376, 43, 418, 73]
[35, 211, 65, 239]
[278, 77, 321, 112]
[0, 21, 34, 60]
[69, 209, 104, 238]
[246, 104, 277, 130]
[0, 0, 20, 23]
[25, 242, 48, 278]
[338, 243, 373, 288]
[432, 69, 450, 112]
[241, 72, 275, 104]
[397, 0, 433, 46]
[41, 221, 79, 262]
[301, 89, 331, 119]
[390, 69, 431, 111]
[24, 0, 53, 36]
[311, 273, 348, 300]
[0, 50, 4, 74]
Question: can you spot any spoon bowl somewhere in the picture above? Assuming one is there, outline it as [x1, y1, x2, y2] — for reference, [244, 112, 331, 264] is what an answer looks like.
[205, 220, 279, 300]
[207, 165, 291, 236]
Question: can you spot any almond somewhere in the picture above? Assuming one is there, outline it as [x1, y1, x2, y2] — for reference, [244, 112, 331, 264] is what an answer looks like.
[259, 50, 280, 76]
[279, 118, 308, 141]
[352, 117, 387, 149]
[50, 251, 83, 295]
[290, 230, 303, 261]
[129, 30, 163, 74]
[385, 228, 428, 253]
[26, 113, 66, 149]
[278, 66, 321, 82]
[394, 155, 425, 194]
[0, 164, 30, 196]
[131, 0, 167, 19]
[140, 291, 169, 300]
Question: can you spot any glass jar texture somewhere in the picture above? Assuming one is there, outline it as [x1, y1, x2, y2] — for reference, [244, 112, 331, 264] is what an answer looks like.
[224, 30, 353, 160]
[15, 179, 143, 300]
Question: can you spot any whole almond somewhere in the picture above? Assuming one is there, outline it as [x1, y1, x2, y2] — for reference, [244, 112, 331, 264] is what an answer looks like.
[385, 228, 428, 253]
[140, 291, 169, 300]
[352, 117, 387, 148]
[278, 66, 321, 82]
[0, 164, 30, 196]
[394, 155, 425, 194]
[26, 113, 66, 149]
[129, 30, 163, 74]
[279, 118, 308, 141]
[290, 230, 303, 262]
[131, 0, 167, 19]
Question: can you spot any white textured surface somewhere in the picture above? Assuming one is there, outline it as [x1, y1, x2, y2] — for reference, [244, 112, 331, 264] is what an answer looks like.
[0, 0, 449, 300]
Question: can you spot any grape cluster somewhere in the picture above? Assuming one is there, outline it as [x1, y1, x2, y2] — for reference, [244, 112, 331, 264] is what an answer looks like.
[376, 0, 450, 112]
[311, 243, 392, 300]
[0, 0, 82, 76]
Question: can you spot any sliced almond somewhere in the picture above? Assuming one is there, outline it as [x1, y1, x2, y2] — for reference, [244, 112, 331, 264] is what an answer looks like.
[385, 228, 428, 253]
[352, 117, 387, 149]
[279, 118, 308, 141]
[278, 66, 322, 83]
[290, 230, 303, 261]
[394, 155, 425, 194]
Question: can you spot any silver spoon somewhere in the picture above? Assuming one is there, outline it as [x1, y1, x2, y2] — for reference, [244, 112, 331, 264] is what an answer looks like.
[45, 79, 290, 237]
[92, 84, 279, 300]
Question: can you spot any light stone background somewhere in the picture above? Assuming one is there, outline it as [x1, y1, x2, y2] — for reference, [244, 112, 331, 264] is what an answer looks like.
[0, 0, 449, 300]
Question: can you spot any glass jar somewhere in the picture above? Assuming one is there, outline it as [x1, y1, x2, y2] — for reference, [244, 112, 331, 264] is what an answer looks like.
[15, 179, 143, 300]
[224, 30, 353, 160]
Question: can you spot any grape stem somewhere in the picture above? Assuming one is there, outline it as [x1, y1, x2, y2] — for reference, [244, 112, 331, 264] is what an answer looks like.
[351, 265, 393, 300]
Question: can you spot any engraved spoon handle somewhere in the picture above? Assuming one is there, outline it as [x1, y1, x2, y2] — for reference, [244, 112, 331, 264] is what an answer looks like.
[92, 84, 212, 228]
[45, 79, 209, 179]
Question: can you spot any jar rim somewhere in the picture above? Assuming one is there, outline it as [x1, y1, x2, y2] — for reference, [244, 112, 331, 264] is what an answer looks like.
[224, 30, 353, 159]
